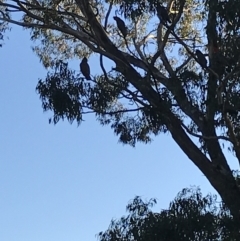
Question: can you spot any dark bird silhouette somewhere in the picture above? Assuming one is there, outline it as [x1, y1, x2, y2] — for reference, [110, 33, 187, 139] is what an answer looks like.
[156, 4, 171, 24]
[196, 50, 208, 68]
[113, 16, 128, 38]
[80, 57, 91, 80]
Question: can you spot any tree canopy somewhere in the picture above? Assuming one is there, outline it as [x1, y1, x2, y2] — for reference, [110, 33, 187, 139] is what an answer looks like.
[98, 187, 240, 241]
[1, 0, 240, 224]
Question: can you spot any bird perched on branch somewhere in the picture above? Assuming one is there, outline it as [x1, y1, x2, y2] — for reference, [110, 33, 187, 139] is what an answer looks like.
[113, 16, 128, 38]
[156, 4, 171, 24]
[80, 57, 91, 80]
[196, 50, 208, 68]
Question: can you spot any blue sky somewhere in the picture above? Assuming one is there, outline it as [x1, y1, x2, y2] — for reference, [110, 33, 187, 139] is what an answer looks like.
[0, 26, 238, 241]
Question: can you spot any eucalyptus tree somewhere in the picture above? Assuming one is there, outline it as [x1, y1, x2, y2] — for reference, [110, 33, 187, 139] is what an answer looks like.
[1, 0, 240, 223]
[98, 188, 239, 241]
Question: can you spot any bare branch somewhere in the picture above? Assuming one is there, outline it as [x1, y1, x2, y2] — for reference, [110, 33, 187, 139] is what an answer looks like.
[181, 122, 230, 142]
[104, 0, 112, 30]
[176, 56, 192, 73]
[83, 107, 143, 115]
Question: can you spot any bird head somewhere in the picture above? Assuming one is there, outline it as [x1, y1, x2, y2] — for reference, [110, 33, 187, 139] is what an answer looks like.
[82, 57, 88, 62]
[113, 16, 118, 21]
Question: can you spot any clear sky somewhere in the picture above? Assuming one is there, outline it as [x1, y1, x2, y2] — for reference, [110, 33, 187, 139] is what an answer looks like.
[0, 26, 238, 241]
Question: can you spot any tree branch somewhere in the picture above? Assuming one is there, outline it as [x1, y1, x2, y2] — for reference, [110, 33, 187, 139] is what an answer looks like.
[181, 122, 230, 142]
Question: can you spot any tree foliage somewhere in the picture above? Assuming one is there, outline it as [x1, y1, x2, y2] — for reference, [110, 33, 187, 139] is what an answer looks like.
[0, 2, 9, 47]
[98, 187, 240, 241]
[1, 0, 240, 223]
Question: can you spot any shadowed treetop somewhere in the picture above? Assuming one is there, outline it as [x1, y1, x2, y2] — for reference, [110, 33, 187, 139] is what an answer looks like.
[98, 187, 240, 241]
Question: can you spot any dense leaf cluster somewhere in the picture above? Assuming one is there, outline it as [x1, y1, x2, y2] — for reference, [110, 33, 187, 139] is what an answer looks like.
[36, 61, 169, 145]
[98, 188, 240, 241]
